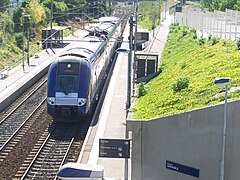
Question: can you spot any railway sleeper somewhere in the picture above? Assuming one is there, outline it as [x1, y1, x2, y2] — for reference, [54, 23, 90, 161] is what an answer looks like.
[0, 152, 8, 156]
[2, 149, 11, 153]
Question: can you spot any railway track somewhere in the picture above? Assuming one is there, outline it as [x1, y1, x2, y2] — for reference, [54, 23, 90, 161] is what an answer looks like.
[0, 76, 50, 179]
[16, 121, 89, 180]
[0, 78, 47, 151]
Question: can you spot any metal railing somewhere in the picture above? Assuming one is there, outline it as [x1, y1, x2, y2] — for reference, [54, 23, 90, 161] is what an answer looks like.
[175, 8, 240, 41]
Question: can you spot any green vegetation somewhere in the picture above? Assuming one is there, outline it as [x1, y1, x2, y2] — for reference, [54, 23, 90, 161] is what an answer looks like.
[185, 1, 202, 8]
[128, 1, 162, 30]
[136, 82, 147, 98]
[202, 0, 240, 11]
[0, 0, 107, 69]
[185, 0, 240, 11]
[128, 0, 182, 30]
[171, 76, 190, 93]
[137, 1, 161, 30]
[132, 24, 240, 119]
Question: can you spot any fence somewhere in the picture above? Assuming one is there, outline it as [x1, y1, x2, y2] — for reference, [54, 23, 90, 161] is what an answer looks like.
[175, 8, 240, 41]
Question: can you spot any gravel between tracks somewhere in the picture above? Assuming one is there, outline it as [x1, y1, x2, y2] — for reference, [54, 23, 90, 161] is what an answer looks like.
[0, 107, 52, 180]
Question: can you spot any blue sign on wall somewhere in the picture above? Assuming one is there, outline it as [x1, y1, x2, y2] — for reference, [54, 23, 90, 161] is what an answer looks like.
[166, 160, 199, 178]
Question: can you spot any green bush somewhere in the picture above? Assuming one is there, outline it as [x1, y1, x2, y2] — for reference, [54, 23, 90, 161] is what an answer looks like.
[15, 33, 24, 49]
[190, 29, 197, 39]
[136, 82, 147, 97]
[171, 77, 189, 93]
[236, 38, 240, 50]
[180, 62, 187, 69]
[197, 37, 205, 46]
[222, 40, 227, 46]
[208, 34, 212, 41]
[181, 29, 188, 37]
[0, 37, 2, 47]
[210, 36, 219, 45]
[169, 23, 180, 33]
[192, 32, 197, 39]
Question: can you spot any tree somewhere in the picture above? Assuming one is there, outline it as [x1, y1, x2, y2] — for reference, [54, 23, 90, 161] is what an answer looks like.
[0, 0, 10, 12]
[0, 12, 14, 34]
[26, 0, 45, 26]
[65, 0, 86, 7]
[203, 0, 238, 11]
[234, 1, 240, 10]
[40, 0, 68, 22]
[13, 7, 24, 32]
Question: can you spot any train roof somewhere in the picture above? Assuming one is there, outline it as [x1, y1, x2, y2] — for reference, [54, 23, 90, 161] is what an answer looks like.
[98, 16, 120, 23]
[98, 23, 116, 34]
[58, 16, 119, 62]
[60, 36, 105, 60]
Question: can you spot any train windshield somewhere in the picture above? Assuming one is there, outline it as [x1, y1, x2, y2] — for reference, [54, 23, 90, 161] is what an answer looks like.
[56, 63, 79, 94]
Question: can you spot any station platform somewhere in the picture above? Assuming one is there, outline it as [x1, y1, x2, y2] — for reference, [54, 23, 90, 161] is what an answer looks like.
[0, 12, 172, 180]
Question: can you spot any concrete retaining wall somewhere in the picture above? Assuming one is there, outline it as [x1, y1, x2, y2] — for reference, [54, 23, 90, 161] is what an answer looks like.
[127, 100, 240, 180]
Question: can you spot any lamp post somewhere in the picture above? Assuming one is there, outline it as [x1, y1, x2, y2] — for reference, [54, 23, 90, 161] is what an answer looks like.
[127, 15, 133, 110]
[214, 77, 231, 180]
[108, 0, 111, 16]
[27, 29, 30, 66]
[22, 13, 29, 72]
[50, 0, 53, 50]
[133, 0, 138, 97]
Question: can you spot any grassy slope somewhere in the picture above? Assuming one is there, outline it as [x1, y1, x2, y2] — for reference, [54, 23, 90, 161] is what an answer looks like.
[0, 25, 72, 70]
[132, 25, 240, 119]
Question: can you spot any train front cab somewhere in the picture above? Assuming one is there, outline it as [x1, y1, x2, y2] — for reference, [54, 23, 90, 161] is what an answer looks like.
[47, 58, 91, 118]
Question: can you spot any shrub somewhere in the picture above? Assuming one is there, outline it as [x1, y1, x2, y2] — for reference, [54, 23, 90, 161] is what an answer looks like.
[181, 28, 188, 37]
[169, 23, 180, 33]
[190, 29, 196, 34]
[192, 32, 197, 39]
[197, 37, 205, 46]
[136, 82, 147, 97]
[236, 38, 240, 50]
[180, 62, 187, 69]
[15, 33, 24, 49]
[171, 77, 189, 93]
[190, 29, 197, 39]
[222, 40, 227, 46]
[210, 36, 219, 45]
[0, 37, 2, 47]
[208, 34, 212, 41]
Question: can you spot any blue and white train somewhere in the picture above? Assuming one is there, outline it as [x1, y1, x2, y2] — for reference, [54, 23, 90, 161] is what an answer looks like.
[47, 16, 121, 118]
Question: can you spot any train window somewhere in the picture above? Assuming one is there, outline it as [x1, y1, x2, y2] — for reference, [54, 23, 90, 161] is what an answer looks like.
[56, 75, 78, 93]
[60, 54, 86, 58]
[56, 63, 79, 94]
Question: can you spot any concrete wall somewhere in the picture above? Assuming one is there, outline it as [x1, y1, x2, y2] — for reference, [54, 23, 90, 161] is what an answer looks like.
[127, 100, 240, 180]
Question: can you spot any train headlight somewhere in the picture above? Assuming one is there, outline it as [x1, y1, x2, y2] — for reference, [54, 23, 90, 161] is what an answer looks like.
[47, 97, 55, 105]
[78, 98, 87, 106]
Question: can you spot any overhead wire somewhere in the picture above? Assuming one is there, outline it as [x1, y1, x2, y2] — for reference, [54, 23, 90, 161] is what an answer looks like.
[0, 2, 103, 27]
[0, 1, 18, 10]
